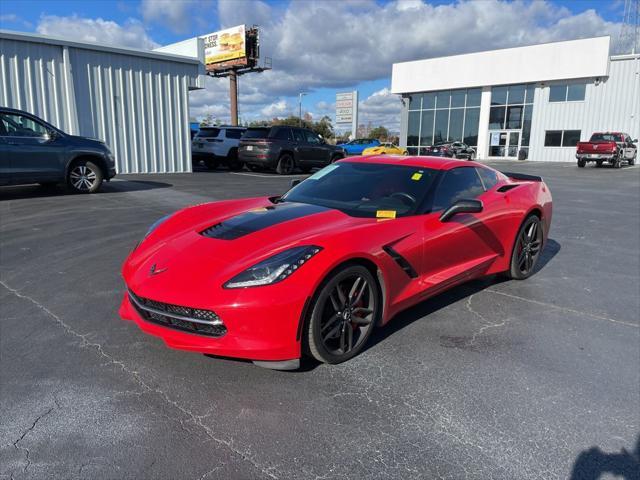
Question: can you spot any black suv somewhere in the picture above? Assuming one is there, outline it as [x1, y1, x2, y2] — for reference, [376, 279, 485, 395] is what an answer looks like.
[239, 126, 346, 174]
[0, 107, 116, 193]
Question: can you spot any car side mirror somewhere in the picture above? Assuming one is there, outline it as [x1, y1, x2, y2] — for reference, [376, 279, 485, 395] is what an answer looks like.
[45, 130, 57, 142]
[439, 199, 483, 222]
[633, 139, 638, 143]
[290, 179, 301, 188]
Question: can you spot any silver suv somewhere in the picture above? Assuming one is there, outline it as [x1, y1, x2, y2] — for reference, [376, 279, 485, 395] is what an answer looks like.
[192, 126, 246, 170]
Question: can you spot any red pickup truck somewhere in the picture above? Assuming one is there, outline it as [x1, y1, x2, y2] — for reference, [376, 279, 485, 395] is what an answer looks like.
[576, 132, 637, 168]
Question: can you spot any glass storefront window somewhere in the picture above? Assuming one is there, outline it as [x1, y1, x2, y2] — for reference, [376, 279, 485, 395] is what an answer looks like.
[463, 108, 480, 146]
[408, 111, 420, 146]
[433, 109, 449, 143]
[525, 85, 535, 104]
[489, 106, 505, 129]
[423, 92, 436, 109]
[466, 88, 481, 107]
[567, 83, 586, 101]
[436, 91, 450, 109]
[448, 109, 464, 141]
[521, 105, 532, 146]
[451, 90, 465, 108]
[506, 106, 523, 129]
[508, 85, 525, 104]
[549, 85, 567, 102]
[408, 94, 422, 110]
[420, 110, 434, 146]
[491, 86, 508, 105]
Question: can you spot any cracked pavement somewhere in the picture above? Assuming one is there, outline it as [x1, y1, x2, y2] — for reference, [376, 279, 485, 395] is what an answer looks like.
[1, 161, 638, 479]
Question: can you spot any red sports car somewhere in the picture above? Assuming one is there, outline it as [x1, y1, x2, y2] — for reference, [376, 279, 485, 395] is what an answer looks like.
[120, 157, 552, 369]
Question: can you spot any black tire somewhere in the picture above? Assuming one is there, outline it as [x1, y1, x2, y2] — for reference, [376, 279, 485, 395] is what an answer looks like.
[613, 153, 622, 169]
[596, 160, 603, 168]
[628, 153, 636, 166]
[204, 158, 219, 170]
[67, 160, 103, 194]
[330, 155, 343, 164]
[577, 158, 586, 168]
[276, 153, 295, 175]
[227, 148, 243, 171]
[507, 215, 543, 280]
[305, 264, 380, 364]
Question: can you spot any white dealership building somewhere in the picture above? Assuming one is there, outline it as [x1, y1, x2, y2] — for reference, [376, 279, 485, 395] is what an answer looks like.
[392, 36, 639, 162]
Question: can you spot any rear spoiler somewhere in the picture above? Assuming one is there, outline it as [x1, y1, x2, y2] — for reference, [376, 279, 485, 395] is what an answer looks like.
[501, 171, 543, 182]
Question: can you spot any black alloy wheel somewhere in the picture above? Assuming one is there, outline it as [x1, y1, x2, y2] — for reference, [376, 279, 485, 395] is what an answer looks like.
[276, 153, 295, 175]
[306, 265, 379, 364]
[68, 160, 103, 193]
[508, 215, 543, 280]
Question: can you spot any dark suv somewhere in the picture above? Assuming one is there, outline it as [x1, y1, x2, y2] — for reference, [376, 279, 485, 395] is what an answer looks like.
[0, 107, 116, 193]
[239, 126, 346, 174]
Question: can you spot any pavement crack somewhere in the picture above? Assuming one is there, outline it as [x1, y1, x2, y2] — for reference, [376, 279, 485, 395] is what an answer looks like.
[485, 289, 638, 328]
[12, 403, 56, 474]
[465, 294, 511, 346]
[0, 280, 279, 480]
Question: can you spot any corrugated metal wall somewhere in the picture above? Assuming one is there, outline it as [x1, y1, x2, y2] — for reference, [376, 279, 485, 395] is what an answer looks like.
[0, 36, 201, 173]
[529, 56, 640, 162]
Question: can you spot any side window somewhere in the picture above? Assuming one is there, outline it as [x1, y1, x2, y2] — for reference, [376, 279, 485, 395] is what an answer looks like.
[1, 114, 48, 137]
[432, 167, 484, 211]
[273, 128, 292, 141]
[292, 128, 305, 142]
[225, 129, 244, 139]
[477, 168, 498, 190]
[305, 130, 320, 144]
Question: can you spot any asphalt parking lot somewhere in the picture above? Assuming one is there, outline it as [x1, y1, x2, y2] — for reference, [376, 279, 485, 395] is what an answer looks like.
[1, 160, 638, 480]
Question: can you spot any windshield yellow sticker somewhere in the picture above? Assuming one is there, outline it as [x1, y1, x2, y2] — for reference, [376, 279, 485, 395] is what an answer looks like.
[376, 210, 397, 219]
[411, 172, 423, 181]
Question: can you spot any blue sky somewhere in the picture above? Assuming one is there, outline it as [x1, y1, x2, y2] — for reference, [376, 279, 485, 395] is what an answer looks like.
[0, 0, 625, 131]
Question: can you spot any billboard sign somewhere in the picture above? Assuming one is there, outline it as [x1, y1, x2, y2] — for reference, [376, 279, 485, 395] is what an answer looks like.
[336, 92, 356, 124]
[202, 25, 247, 72]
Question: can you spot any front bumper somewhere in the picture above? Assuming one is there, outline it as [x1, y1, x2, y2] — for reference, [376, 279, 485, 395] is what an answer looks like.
[119, 284, 306, 362]
[107, 167, 116, 179]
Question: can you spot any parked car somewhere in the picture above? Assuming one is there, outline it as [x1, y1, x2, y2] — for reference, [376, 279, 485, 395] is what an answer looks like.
[121, 157, 552, 369]
[362, 142, 408, 156]
[576, 132, 637, 168]
[338, 138, 380, 155]
[424, 141, 476, 160]
[0, 107, 116, 193]
[239, 126, 345, 174]
[192, 126, 246, 170]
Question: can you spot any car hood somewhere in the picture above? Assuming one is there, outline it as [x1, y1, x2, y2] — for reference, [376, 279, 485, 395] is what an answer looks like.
[124, 197, 370, 290]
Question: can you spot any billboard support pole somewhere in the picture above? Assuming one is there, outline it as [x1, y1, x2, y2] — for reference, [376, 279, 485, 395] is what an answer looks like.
[229, 70, 238, 126]
[352, 90, 358, 139]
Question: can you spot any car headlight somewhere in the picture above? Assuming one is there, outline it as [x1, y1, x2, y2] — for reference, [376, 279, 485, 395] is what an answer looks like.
[224, 246, 322, 289]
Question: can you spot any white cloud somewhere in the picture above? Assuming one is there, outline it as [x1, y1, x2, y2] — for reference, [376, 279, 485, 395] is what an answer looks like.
[358, 88, 402, 132]
[36, 15, 159, 50]
[140, 0, 209, 34]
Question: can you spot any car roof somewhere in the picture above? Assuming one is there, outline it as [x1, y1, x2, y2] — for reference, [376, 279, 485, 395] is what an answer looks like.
[340, 155, 485, 171]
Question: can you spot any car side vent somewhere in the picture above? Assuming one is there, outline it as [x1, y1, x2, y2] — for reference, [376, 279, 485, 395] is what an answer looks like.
[383, 245, 418, 279]
[497, 184, 520, 193]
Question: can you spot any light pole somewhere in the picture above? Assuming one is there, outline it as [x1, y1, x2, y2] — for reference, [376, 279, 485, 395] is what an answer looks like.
[298, 92, 307, 126]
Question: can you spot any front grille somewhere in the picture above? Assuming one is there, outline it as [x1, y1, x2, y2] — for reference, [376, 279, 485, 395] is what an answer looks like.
[128, 290, 227, 337]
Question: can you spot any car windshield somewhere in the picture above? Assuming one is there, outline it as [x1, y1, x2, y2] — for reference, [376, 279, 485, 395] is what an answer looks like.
[590, 133, 622, 142]
[243, 128, 270, 139]
[281, 162, 438, 218]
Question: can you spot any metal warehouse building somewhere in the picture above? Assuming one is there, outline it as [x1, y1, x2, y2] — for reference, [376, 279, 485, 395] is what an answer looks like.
[393, 37, 640, 162]
[0, 30, 205, 173]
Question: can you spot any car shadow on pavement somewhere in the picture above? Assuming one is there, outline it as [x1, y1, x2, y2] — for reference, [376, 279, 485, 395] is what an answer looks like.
[569, 435, 639, 480]
[0, 179, 172, 200]
[365, 237, 561, 354]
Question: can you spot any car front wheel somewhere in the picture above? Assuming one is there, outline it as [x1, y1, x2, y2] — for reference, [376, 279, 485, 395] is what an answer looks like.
[306, 264, 379, 364]
[68, 160, 103, 193]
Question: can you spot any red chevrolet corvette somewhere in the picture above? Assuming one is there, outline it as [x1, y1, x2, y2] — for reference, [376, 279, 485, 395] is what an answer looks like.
[120, 156, 552, 369]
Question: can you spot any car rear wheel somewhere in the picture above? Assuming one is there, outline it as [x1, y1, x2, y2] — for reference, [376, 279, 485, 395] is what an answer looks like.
[276, 153, 295, 175]
[67, 160, 103, 194]
[306, 265, 379, 364]
[507, 215, 543, 280]
[613, 154, 622, 168]
[577, 158, 586, 168]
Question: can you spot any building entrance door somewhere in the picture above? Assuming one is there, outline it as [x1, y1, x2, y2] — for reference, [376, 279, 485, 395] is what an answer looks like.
[488, 130, 520, 158]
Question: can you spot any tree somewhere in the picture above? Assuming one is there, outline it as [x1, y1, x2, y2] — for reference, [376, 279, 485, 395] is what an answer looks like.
[369, 126, 389, 141]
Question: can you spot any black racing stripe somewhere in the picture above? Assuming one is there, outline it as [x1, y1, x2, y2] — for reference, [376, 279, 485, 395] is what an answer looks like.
[201, 202, 330, 240]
